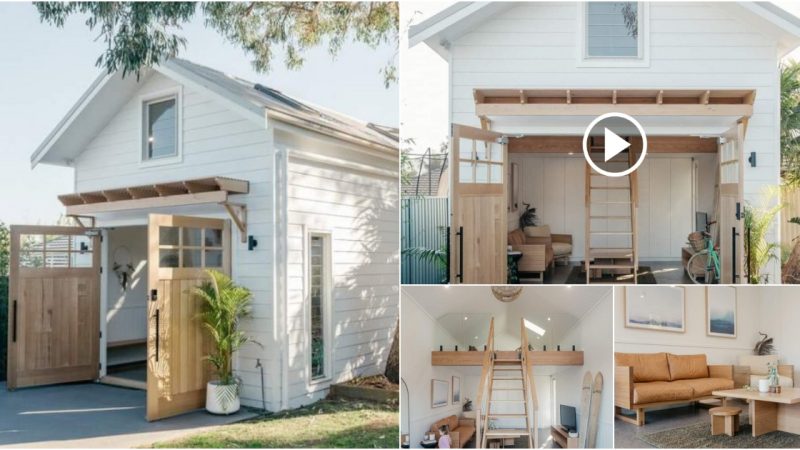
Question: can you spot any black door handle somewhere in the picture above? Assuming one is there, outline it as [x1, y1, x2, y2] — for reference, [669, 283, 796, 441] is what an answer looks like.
[12, 300, 17, 342]
[155, 309, 160, 362]
[733, 227, 740, 283]
[456, 226, 464, 283]
[445, 226, 451, 284]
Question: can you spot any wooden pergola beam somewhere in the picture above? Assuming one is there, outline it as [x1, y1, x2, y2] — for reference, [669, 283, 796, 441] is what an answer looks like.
[476, 103, 753, 117]
[508, 135, 718, 153]
[221, 202, 247, 244]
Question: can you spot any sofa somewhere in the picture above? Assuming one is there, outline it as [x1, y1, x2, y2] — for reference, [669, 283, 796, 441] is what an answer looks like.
[615, 352, 734, 426]
[430, 415, 475, 448]
[734, 354, 794, 388]
[508, 226, 573, 282]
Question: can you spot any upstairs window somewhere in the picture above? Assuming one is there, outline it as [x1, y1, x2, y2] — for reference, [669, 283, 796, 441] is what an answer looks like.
[585, 2, 641, 58]
[143, 97, 177, 160]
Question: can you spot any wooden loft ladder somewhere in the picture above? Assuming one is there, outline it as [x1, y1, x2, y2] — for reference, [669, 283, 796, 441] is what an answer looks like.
[475, 318, 537, 449]
[584, 136, 639, 283]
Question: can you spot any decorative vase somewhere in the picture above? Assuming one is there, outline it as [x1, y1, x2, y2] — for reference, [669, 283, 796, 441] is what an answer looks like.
[206, 381, 240, 415]
[758, 379, 770, 393]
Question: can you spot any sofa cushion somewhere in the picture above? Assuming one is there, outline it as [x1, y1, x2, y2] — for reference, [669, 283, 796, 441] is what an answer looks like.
[457, 425, 475, 444]
[616, 352, 671, 383]
[749, 374, 794, 388]
[668, 354, 709, 380]
[524, 225, 551, 238]
[739, 354, 780, 376]
[508, 229, 526, 247]
[552, 242, 572, 257]
[673, 377, 734, 397]
[633, 381, 694, 404]
[431, 415, 458, 434]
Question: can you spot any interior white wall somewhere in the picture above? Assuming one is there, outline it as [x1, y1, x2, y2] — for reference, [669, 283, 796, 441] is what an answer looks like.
[553, 289, 614, 449]
[508, 154, 712, 260]
[401, 291, 467, 443]
[757, 287, 800, 383]
[614, 286, 760, 364]
[105, 226, 148, 345]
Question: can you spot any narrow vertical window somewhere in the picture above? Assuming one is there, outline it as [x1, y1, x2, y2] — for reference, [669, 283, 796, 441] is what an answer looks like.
[143, 97, 177, 160]
[309, 234, 327, 380]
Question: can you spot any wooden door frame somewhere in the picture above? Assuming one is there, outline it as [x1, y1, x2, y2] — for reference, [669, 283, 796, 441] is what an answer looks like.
[7, 225, 101, 389]
[449, 124, 508, 284]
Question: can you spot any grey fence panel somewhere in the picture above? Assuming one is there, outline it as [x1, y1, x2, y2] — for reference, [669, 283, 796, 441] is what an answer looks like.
[401, 197, 449, 284]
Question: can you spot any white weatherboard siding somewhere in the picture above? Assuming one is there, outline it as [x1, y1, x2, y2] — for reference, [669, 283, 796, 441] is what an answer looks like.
[279, 127, 399, 407]
[509, 154, 712, 260]
[71, 72, 277, 410]
[448, 2, 781, 279]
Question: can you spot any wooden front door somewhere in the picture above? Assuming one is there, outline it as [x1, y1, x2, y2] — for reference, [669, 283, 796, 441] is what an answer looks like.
[147, 214, 231, 421]
[6, 226, 100, 389]
[718, 121, 745, 283]
[450, 124, 508, 284]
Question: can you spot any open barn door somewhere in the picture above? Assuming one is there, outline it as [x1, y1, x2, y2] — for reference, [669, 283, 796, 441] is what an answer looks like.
[450, 124, 508, 284]
[146, 214, 230, 421]
[6, 226, 100, 389]
[718, 121, 745, 283]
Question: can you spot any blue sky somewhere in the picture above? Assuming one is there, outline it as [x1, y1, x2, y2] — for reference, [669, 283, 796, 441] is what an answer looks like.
[0, 3, 398, 225]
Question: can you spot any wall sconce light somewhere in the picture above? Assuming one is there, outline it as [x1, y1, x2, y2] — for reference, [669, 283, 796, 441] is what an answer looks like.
[248, 235, 258, 251]
[748, 151, 757, 167]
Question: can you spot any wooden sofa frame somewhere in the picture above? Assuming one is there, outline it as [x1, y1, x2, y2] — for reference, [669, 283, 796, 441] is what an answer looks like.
[732, 364, 795, 388]
[614, 364, 734, 426]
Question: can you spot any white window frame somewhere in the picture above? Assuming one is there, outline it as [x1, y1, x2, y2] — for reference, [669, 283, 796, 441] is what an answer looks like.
[307, 230, 333, 384]
[577, 1, 650, 68]
[139, 86, 183, 167]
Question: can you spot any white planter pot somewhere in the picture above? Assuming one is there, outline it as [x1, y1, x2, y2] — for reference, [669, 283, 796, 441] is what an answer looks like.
[206, 381, 240, 415]
[758, 379, 770, 393]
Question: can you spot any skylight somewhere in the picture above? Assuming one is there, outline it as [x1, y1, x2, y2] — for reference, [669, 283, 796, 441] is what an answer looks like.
[524, 319, 546, 337]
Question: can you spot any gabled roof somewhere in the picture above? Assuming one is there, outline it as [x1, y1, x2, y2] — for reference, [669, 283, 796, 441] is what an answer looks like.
[32, 58, 397, 167]
[410, 2, 800, 58]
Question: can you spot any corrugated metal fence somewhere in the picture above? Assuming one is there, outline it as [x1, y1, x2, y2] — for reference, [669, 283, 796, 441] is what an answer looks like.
[401, 197, 449, 284]
[782, 186, 800, 249]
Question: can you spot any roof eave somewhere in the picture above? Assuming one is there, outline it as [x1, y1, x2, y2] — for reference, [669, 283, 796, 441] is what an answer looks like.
[267, 109, 398, 154]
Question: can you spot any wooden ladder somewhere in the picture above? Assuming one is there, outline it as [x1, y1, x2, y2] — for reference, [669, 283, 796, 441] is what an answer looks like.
[584, 136, 639, 284]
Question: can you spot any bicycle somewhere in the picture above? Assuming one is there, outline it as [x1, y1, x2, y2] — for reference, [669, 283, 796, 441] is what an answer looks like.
[686, 221, 720, 284]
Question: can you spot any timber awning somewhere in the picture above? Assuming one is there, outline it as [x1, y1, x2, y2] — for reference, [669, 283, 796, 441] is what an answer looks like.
[59, 176, 249, 216]
[474, 88, 755, 117]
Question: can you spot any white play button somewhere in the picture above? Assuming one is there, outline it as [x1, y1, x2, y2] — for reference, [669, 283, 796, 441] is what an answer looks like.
[582, 112, 648, 178]
[604, 127, 631, 162]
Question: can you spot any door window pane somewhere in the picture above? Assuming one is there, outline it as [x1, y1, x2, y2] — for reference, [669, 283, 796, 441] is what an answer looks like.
[70, 252, 93, 268]
[159, 249, 180, 268]
[204, 228, 223, 247]
[159, 226, 180, 246]
[70, 235, 93, 252]
[44, 252, 69, 268]
[475, 163, 488, 183]
[45, 235, 71, 252]
[182, 227, 202, 247]
[205, 250, 223, 268]
[586, 2, 639, 57]
[19, 251, 44, 268]
[459, 162, 474, 183]
[459, 138, 474, 159]
[490, 164, 503, 184]
[182, 249, 202, 268]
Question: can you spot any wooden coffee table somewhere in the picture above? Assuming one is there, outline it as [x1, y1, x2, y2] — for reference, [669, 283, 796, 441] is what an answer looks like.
[713, 388, 800, 437]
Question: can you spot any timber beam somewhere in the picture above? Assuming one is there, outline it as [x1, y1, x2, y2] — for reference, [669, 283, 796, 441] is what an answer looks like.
[508, 135, 718, 154]
[432, 350, 583, 366]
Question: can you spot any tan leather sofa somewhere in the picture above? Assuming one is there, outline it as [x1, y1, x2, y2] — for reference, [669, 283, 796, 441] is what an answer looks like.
[430, 415, 475, 448]
[508, 226, 573, 282]
[615, 352, 734, 426]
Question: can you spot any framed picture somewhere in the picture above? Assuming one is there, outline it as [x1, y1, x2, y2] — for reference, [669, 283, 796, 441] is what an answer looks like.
[431, 379, 449, 408]
[706, 286, 736, 338]
[452, 376, 461, 404]
[624, 286, 685, 333]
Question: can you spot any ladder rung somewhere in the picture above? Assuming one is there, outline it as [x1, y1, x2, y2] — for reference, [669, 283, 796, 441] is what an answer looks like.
[590, 201, 632, 204]
[490, 399, 527, 403]
[494, 367, 522, 371]
[589, 231, 633, 235]
[494, 359, 522, 363]
[485, 429, 530, 436]
[492, 388, 524, 391]
[488, 413, 528, 417]
[589, 248, 634, 258]
[590, 186, 629, 190]
[590, 215, 631, 219]
[493, 377, 524, 380]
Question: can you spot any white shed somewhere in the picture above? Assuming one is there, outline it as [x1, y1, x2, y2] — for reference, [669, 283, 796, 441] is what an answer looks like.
[6, 58, 399, 421]
[410, 2, 800, 284]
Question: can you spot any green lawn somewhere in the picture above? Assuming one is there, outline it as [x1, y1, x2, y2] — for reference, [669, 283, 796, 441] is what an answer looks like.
[151, 399, 398, 448]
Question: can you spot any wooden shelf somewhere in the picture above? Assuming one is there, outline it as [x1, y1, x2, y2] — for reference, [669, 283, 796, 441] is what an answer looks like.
[551, 425, 579, 448]
[431, 350, 584, 366]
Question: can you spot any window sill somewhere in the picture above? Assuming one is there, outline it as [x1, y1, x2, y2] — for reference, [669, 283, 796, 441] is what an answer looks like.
[577, 57, 650, 69]
[309, 375, 331, 386]
[139, 154, 183, 169]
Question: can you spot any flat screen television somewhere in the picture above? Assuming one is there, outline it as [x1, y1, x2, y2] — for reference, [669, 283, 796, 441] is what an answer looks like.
[560, 404, 577, 433]
[696, 212, 708, 232]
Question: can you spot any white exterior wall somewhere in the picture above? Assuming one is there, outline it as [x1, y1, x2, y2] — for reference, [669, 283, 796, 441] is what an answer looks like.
[277, 126, 399, 408]
[70, 72, 278, 410]
[448, 2, 781, 278]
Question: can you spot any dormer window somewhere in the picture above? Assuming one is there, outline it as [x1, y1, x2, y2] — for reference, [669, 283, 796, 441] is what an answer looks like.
[579, 2, 648, 67]
[144, 97, 177, 160]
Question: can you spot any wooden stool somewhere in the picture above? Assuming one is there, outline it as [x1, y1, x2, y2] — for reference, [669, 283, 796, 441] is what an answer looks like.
[709, 406, 741, 437]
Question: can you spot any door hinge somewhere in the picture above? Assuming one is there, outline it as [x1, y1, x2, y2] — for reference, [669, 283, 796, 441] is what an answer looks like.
[99, 267, 103, 274]
[98, 362, 102, 370]
[99, 330, 102, 339]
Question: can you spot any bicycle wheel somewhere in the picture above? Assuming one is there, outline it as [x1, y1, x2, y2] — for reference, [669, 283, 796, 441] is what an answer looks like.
[687, 250, 709, 284]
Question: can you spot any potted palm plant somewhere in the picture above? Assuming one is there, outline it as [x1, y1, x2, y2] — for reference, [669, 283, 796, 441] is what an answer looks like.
[194, 269, 259, 415]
